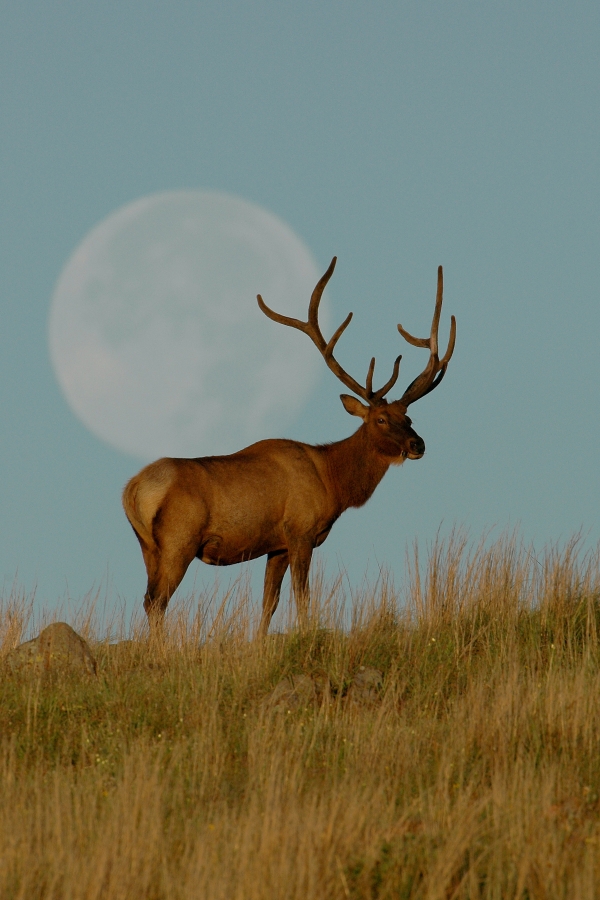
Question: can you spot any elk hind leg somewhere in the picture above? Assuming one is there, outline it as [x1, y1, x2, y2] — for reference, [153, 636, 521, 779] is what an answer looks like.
[258, 551, 289, 638]
[143, 540, 197, 632]
[126, 529, 165, 632]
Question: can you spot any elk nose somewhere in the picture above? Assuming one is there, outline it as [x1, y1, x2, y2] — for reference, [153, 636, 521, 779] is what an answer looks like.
[409, 438, 425, 456]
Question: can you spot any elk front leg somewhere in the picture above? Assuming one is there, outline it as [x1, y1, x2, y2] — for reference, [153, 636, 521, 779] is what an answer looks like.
[258, 550, 289, 638]
[287, 538, 314, 630]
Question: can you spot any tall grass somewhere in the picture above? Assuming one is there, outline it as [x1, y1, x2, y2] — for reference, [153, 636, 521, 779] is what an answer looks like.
[2, 532, 600, 899]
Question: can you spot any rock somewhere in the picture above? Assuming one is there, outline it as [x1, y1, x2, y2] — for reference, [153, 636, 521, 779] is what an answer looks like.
[6, 622, 97, 675]
[263, 673, 319, 711]
[345, 667, 383, 707]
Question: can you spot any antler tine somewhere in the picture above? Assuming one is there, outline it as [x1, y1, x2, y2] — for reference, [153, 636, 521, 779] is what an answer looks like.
[397, 266, 443, 350]
[307, 256, 337, 349]
[256, 297, 307, 332]
[364, 355, 401, 403]
[371, 354, 402, 403]
[322, 312, 370, 400]
[440, 314, 457, 366]
[365, 358, 376, 397]
[397, 266, 456, 407]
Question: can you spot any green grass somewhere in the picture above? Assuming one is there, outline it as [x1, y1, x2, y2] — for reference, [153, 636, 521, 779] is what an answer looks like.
[2, 531, 600, 898]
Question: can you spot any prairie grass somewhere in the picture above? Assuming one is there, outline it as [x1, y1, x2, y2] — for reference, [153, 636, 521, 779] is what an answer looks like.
[2, 531, 600, 898]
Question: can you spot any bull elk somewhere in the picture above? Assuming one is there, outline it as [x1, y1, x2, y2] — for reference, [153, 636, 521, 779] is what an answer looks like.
[123, 258, 456, 635]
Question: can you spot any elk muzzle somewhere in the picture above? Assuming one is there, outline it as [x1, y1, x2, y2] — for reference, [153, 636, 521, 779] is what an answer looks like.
[407, 436, 425, 459]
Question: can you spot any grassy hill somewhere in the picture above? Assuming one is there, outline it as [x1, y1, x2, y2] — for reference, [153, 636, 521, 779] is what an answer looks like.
[2, 531, 600, 899]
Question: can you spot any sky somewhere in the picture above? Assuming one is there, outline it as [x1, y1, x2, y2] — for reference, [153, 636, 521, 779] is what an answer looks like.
[1, 1, 599, 626]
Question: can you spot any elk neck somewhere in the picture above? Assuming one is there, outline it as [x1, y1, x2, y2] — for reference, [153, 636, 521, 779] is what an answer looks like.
[318, 425, 391, 515]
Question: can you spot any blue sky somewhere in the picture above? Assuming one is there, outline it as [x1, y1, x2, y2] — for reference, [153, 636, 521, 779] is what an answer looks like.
[1, 2, 599, 622]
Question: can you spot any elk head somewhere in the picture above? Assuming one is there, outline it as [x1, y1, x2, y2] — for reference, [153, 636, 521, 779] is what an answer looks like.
[257, 257, 456, 464]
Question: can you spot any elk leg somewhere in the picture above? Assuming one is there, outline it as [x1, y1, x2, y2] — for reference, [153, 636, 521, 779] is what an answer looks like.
[143, 543, 197, 631]
[134, 539, 166, 632]
[287, 539, 313, 630]
[258, 551, 289, 637]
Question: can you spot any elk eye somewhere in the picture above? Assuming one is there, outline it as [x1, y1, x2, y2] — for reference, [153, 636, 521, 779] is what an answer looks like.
[377, 417, 386, 425]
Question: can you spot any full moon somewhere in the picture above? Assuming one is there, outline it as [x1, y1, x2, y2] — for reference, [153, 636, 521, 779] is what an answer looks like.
[49, 191, 328, 460]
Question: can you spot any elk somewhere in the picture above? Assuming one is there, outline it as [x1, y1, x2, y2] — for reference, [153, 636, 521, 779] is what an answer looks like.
[122, 258, 456, 635]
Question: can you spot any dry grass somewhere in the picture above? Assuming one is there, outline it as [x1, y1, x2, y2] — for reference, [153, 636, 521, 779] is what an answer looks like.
[2, 531, 600, 899]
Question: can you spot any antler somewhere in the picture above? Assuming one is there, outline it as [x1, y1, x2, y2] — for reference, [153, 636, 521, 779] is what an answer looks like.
[257, 257, 401, 406]
[397, 266, 456, 407]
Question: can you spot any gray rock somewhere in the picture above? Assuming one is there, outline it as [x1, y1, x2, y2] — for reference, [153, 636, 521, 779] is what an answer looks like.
[263, 673, 318, 711]
[345, 666, 383, 707]
[6, 622, 97, 675]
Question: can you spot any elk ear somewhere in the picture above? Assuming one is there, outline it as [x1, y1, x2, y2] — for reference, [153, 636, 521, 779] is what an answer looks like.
[340, 394, 369, 420]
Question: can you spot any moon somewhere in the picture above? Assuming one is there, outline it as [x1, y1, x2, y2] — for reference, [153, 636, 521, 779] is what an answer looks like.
[49, 191, 328, 460]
